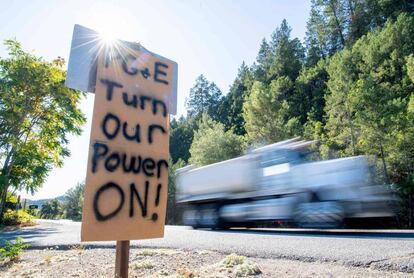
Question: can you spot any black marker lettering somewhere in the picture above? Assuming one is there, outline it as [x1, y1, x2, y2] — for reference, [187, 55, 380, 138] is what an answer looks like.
[102, 113, 121, 140]
[139, 95, 152, 110]
[122, 54, 138, 75]
[152, 99, 167, 117]
[151, 213, 158, 222]
[92, 142, 109, 173]
[129, 181, 148, 217]
[140, 68, 150, 79]
[142, 158, 155, 177]
[155, 184, 161, 206]
[104, 53, 122, 68]
[122, 154, 142, 174]
[122, 122, 141, 143]
[154, 62, 169, 85]
[104, 152, 120, 172]
[122, 92, 138, 108]
[148, 124, 166, 144]
[93, 182, 124, 221]
[100, 79, 123, 101]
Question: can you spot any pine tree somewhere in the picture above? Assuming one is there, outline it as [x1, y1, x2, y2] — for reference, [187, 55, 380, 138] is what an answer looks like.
[185, 75, 223, 120]
[268, 19, 305, 82]
[218, 62, 253, 135]
[243, 79, 301, 144]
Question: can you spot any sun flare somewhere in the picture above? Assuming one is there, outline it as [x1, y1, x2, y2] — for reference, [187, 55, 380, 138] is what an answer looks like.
[99, 29, 117, 47]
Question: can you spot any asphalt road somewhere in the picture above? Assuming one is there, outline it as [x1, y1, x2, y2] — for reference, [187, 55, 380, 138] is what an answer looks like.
[1, 220, 414, 272]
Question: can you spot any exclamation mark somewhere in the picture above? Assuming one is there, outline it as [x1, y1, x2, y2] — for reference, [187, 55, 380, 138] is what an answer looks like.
[151, 184, 162, 222]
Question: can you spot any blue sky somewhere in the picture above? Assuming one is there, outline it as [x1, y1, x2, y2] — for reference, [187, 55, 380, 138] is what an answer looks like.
[0, 0, 311, 199]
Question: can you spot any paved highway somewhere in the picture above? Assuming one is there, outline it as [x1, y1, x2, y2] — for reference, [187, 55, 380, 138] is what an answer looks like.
[1, 220, 414, 272]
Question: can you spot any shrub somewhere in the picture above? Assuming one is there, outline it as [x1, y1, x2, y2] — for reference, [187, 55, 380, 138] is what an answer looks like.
[26, 208, 39, 217]
[3, 209, 35, 226]
[0, 237, 30, 261]
[221, 253, 246, 267]
[235, 262, 262, 277]
[40, 199, 62, 219]
[133, 259, 154, 270]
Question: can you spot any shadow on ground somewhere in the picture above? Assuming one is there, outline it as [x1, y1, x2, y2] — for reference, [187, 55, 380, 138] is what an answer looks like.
[0, 226, 59, 244]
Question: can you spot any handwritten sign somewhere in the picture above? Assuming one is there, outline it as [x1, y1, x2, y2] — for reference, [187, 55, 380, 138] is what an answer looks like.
[81, 41, 177, 241]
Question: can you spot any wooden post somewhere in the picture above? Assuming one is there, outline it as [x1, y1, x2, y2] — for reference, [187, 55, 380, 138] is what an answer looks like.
[115, 240, 130, 278]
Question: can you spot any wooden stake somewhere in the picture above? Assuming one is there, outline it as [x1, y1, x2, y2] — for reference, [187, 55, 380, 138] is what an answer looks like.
[115, 240, 130, 278]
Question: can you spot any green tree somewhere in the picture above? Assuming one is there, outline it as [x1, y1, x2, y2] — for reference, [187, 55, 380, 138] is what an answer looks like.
[40, 198, 62, 219]
[253, 39, 272, 82]
[185, 75, 223, 120]
[243, 79, 301, 144]
[305, 0, 347, 57]
[189, 114, 244, 166]
[305, 0, 413, 60]
[321, 14, 414, 225]
[169, 116, 197, 164]
[0, 39, 86, 223]
[217, 62, 253, 135]
[63, 183, 84, 221]
[268, 19, 305, 82]
[305, 2, 329, 66]
[166, 158, 185, 224]
[324, 48, 359, 157]
[295, 59, 328, 127]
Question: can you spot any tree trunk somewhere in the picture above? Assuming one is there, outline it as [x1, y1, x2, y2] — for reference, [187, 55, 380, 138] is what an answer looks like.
[329, 0, 346, 48]
[0, 184, 9, 223]
[347, 0, 355, 44]
[345, 104, 356, 156]
[0, 148, 15, 224]
[410, 192, 414, 228]
[349, 120, 356, 156]
[379, 142, 390, 184]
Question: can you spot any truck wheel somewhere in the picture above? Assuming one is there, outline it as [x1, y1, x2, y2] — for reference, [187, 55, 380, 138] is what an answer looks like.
[182, 207, 200, 229]
[294, 201, 344, 229]
[199, 205, 220, 229]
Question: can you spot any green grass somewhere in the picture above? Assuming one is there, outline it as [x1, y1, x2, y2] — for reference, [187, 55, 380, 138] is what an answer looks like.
[133, 259, 154, 270]
[221, 253, 246, 267]
[235, 262, 262, 277]
[221, 253, 262, 276]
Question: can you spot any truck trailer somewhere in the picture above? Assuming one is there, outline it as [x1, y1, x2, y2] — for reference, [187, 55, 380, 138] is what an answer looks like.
[176, 138, 394, 229]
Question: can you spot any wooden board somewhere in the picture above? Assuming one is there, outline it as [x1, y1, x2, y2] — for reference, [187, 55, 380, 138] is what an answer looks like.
[81, 43, 177, 241]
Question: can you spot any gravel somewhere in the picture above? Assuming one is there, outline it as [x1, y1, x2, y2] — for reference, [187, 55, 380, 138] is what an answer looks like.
[0, 247, 411, 277]
[2, 220, 414, 275]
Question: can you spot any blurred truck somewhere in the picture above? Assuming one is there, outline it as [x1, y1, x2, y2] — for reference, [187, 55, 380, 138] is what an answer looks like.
[176, 138, 395, 229]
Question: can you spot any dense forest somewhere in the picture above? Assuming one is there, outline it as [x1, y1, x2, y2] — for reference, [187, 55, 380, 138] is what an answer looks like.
[169, 0, 414, 227]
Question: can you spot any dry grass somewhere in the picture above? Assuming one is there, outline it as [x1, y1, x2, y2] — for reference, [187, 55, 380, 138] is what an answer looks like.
[176, 266, 198, 278]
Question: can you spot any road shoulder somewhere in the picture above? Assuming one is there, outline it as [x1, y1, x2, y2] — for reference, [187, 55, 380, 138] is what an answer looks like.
[1, 247, 412, 277]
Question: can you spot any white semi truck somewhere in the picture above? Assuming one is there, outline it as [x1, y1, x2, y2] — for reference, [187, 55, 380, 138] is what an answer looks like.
[176, 138, 394, 229]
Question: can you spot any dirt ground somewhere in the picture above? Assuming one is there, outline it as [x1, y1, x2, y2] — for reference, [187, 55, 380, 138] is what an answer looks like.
[0, 247, 411, 278]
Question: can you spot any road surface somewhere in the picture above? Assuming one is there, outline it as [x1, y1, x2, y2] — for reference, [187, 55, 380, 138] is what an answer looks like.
[1, 220, 414, 273]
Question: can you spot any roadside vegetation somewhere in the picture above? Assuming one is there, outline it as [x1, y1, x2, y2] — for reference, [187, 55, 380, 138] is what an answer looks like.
[0, 39, 86, 225]
[1, 247, 410, 277]
[0, 192, 35, 228]
[0, 237, 30, 262]
[221, 253, 262, 277]
[2, 209, 34, 227]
